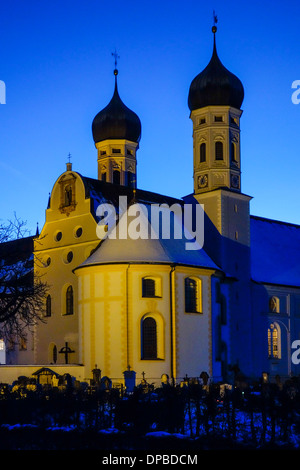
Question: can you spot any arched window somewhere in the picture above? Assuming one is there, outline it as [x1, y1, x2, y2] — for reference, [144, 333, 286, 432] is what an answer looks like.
[19, 337, 27, 351]
[269, 296, 280, 313]
[231, 142, 236, 162]
[66, 286, 74, 315]
[53, 345, 57, 364]
[113, 170, 120, 185]
[101, 172, 107, 182]
[200, 143, 206, 163]
[142, 317, 157, 359]
[215, 141, 223, 160]
[45, 294, 51, 317]
[185, 277, 202, 313]
[127, 171, 135, 188]
[49, 343, 57, 364]
[268, 323, 281, 359]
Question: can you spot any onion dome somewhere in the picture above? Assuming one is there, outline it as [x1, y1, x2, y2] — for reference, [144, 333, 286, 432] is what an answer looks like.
[92, 69, 141, 144]
[188, 26, 244, 111]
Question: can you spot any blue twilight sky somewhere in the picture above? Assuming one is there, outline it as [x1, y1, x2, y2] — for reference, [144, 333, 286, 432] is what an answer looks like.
[0, 0, 300, 235]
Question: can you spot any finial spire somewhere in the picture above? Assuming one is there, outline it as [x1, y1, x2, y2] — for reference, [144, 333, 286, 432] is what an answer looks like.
[212, 10, 218, 33]
[112, 48, 120, 76]
[66, 152, 72, 171]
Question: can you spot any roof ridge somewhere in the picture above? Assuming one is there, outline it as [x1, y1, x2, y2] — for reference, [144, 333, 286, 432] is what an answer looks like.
[251, 214, 300, 229]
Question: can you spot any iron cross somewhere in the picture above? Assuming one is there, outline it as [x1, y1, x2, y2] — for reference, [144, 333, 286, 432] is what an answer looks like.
[112, 49, 120, 69]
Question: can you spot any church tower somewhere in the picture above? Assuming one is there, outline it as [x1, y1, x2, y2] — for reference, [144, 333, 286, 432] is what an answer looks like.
[187, 24, 251, 275]
[189, 24, 244, 195]
[187, 24, 253, 378]
[92, 66, 141, 188]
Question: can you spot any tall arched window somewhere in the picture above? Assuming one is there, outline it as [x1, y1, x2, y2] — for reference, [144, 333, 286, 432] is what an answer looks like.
[49, 343, 57, 364]
[45, 294, 51, 317]
[127, 171, 135, 188]
[113, 170, 120, 185]
[268, 323, 280, 358]
[231, 142, 236, 162]
[142, 317, 157, 359]
[185, 277, 201, 313]
[200, 143, 206, 163]
[53, 345, 57, 364]
[215, 141, 224, 160]
[66, 286, 74, 315]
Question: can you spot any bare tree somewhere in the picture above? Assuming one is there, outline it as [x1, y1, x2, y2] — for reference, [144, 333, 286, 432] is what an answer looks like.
[0, 213, 48, 342]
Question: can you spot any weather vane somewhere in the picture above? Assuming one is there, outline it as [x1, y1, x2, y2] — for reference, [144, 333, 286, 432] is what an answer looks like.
[213, 10, 218, 26]
[112, 49, 120, 70]
[67, 152, 72, 163]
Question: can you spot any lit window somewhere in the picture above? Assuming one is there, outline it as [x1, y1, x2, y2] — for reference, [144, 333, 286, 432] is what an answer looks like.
[269, 296, 280, 313]
[185, 277, 202, 313]
[141, 317, 157, 359]
[268, 323, 280, 358]
[19, 337, 27, 351]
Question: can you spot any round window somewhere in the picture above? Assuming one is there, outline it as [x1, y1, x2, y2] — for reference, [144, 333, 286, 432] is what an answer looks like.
[55, 231, 62, 242]
[75, 227, 83, 238]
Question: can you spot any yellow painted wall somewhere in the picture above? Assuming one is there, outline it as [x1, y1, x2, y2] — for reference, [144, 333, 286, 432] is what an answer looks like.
[76, 263, 214, 385]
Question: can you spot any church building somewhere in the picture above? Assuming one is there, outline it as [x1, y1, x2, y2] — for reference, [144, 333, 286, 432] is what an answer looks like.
[2, 25, 300, 386]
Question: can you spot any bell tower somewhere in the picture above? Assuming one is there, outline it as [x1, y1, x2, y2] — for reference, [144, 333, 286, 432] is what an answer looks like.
[91, 56, 141, 188]
[189, 26, 243, 195]
[187, 23, 253, 378]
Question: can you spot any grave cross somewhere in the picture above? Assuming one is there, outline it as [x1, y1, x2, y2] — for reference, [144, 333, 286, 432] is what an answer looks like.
[59, 342, 75, 364]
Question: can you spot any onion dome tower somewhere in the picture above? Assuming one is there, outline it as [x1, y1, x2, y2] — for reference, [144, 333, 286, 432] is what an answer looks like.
[188, 24, 244, 194]
[92, 62, 141, 188]
[187, 23, 253, 380]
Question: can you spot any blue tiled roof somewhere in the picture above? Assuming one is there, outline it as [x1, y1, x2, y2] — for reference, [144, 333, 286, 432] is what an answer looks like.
[250, 216, 300, 287]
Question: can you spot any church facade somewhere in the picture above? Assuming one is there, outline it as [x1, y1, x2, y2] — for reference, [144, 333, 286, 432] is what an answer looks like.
[2, 26, 300, 386]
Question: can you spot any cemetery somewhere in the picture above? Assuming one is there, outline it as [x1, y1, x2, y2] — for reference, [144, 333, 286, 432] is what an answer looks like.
[0, 366, 300, 450]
